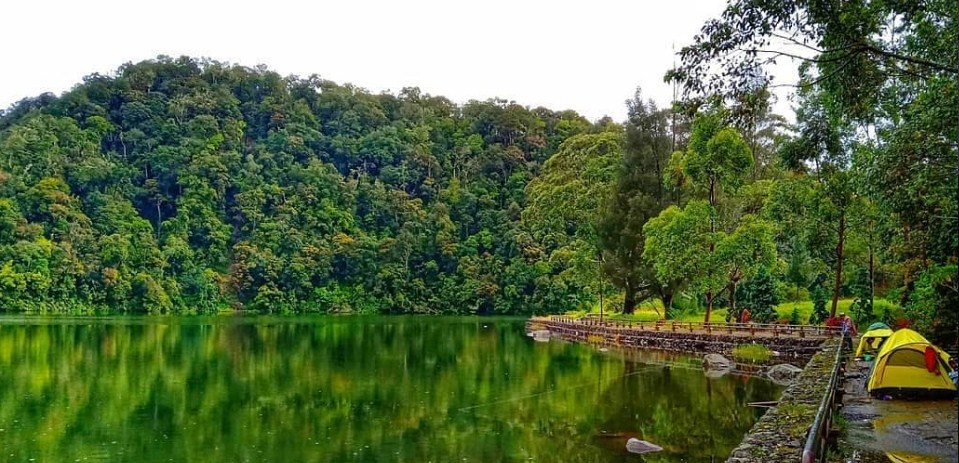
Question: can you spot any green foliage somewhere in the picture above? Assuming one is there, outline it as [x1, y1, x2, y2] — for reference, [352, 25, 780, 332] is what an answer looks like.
[808, 276, 830, 325]
[643, 201, 715, 295]
[904, 265, 958, 343]
[789, 306, 800, 325]
[731, 344, 771, 363]
[643, 199, 777, 322]
[674, 108, 753, 205]
[670, 0, 958, 346]
[0, 56, 601, 315]
[850, 268, 873, 324]
[597, 90, 674, 314]
[737, 267, 779, 323]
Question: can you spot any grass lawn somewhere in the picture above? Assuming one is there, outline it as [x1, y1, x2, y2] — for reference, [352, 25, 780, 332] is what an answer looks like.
[566, 298, 899, 324]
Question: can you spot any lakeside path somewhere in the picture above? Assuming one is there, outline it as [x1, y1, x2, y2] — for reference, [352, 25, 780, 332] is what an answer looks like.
[528, 316, 837, 359]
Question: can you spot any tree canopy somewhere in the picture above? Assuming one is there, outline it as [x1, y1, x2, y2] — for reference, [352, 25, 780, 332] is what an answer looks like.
[0, 56, 606, 315]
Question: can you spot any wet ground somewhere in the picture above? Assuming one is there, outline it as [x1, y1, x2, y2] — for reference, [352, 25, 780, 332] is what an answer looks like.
[838, 359, 958, 463]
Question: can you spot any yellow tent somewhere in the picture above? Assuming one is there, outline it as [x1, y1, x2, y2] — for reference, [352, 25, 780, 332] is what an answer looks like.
[854, 327, 894, 357]
[885, 452, 938, 463]
[867, 329, 956, 398]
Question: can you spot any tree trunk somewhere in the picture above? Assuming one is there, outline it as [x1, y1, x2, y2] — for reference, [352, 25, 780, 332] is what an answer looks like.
[705, 291, 713, 323]
[730, 281, 738, 320]
[830, 212, 846, 318]
[155, 201, 162, 240]
[706, 179, 717, 325]
[622, 281, 637, 314]
[869, 244, 875, 308]
[661, 292, 674, 320]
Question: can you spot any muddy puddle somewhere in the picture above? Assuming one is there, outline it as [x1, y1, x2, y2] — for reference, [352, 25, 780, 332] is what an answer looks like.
[840, 360, 958, 463]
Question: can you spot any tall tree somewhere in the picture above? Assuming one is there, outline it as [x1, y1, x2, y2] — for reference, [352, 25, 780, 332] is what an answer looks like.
[523, 131, 621, 304]
[665, 107, 755, 321]
[643, 202, 776, 323]
[777, 85, 860, 318]
[598, 90, 674, 314]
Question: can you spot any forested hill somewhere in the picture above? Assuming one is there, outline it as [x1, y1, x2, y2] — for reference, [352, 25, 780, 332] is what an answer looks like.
[0, 56, 607, 314]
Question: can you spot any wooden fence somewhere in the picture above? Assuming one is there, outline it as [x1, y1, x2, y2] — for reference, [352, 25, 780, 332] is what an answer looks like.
[544, 315, 840, 339]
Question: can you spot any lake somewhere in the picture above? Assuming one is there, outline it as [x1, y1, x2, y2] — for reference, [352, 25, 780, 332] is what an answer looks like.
[0, 316, 782, 462]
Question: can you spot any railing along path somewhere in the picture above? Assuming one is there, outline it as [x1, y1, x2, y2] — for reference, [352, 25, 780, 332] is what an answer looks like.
[540, 315, 841, 339]
[800, 337, 847, 463]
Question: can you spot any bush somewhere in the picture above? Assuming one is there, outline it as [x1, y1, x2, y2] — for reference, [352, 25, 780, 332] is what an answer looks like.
[779, 283, 809, 303]
[732, 344, 772, 363]
[738, 267, 778, 323]
[789, 306, 800, 325]
[904, 265, 958, 346]
[808, 276, 829, 324]
[850, 268, 874, 324]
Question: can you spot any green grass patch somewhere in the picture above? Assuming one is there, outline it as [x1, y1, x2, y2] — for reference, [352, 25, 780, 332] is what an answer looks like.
[731, 344, 773, 363]
[570, 297, 901, 325]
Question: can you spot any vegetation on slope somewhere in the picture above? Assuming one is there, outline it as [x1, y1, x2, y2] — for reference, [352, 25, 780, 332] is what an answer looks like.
[0, 57, 607, 314]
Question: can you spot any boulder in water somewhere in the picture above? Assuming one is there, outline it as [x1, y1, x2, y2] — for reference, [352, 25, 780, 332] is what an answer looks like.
[704, 365, 732, 379]
[529, 330, 551, 342]
[626, 438, 663, 454]
[766, 363, 803, 385]
[703, 353, 733, 370]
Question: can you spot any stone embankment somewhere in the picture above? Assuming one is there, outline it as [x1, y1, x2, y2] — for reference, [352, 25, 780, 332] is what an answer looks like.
[526, 317, 827, 358]
[726, 337, 842, 462]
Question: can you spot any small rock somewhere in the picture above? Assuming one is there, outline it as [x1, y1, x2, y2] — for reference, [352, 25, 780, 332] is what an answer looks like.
[767, 363, 803, 385]
[703, 353, 733, 370]
[529, 330, 551, 342]
[626, 438, 663, 454]
[704, 365, 732, 378]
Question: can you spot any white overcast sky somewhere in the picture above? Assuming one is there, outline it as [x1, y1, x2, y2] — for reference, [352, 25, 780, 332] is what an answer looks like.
[1, 0, 798, 122]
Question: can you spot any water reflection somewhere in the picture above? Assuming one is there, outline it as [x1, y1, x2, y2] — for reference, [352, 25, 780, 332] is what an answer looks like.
[0, 316, 782, 462]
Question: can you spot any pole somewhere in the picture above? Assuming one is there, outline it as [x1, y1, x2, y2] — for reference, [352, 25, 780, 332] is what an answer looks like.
[598, 255, 604, 324]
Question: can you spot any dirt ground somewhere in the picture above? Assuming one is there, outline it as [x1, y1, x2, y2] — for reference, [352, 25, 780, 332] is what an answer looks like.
[838, 359, 958, 463]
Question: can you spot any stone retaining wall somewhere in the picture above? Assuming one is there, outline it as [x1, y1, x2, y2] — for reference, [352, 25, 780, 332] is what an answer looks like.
[528, 319, 827, 358]
[725, 337, 842, 462]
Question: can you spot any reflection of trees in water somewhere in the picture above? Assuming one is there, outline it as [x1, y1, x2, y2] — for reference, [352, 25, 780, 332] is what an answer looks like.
[0, 318, 781, 462]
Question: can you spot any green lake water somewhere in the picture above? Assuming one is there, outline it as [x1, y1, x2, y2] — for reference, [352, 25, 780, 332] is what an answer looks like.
[0, 316, 782, 462]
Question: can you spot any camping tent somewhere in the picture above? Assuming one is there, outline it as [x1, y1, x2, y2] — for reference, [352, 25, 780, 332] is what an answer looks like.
[867, 322, 890, 331]
[884, 451, 938, 463]
[867, 329, 956, 398]
[855, 327, 894, 358]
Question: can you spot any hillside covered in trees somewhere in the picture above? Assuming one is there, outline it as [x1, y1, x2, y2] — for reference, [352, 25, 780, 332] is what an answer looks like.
[0, 57, 621, 315]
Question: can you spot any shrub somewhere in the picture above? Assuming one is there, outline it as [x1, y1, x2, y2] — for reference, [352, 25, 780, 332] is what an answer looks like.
[808, 276, 829, 324]
[739, 267, 778, 323]
[732, 344, 772, 363]
[789, 306, 800, 325]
